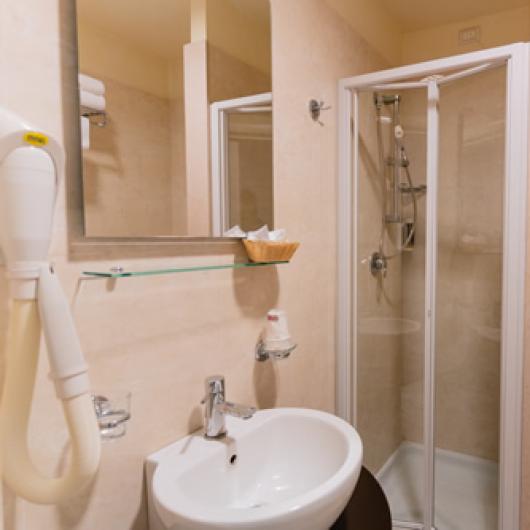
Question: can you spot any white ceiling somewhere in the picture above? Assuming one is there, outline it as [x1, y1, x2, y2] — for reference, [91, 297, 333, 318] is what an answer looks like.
[379, 0, 530, 31]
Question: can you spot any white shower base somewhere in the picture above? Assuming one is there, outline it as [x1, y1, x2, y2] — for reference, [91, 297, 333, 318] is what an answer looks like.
[377, 442, 498, 530]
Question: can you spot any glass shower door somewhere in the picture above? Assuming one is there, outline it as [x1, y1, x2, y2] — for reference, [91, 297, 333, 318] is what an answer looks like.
[433, 64, 506, 530]
[354, 86, 428, 526]
[344, 44, 527, 530]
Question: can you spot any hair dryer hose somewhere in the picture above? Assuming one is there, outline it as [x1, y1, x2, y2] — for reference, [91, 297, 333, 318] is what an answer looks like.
[0, 300, 101, 504]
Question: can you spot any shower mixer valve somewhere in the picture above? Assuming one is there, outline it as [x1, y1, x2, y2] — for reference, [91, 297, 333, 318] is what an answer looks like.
[369, 251, 387, 278]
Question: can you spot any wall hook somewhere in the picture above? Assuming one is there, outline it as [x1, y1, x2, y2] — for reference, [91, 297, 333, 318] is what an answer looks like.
[309, 99, 331, 126]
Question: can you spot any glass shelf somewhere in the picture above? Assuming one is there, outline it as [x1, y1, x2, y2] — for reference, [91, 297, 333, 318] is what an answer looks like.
[82, 260, 289, 278]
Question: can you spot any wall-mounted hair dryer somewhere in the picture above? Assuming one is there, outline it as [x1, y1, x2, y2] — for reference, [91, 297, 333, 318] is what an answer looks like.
[0, 108, 101, 504]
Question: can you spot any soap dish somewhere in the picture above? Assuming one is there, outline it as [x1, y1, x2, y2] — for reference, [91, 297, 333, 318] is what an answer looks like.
[243, 240, 300, 263]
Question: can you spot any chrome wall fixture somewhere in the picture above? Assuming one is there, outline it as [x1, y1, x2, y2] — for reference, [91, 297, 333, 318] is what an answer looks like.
[82, 111, 107, 128]
[309, 99, 331, 125]
[255, 339, 297, 361]
[92, 394, 131, 439]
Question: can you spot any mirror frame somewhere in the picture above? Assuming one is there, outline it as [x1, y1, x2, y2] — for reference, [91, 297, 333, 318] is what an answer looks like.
[64, 2, 256, 261]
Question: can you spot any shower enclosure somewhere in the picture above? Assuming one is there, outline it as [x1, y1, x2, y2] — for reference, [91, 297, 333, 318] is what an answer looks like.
[337, 44, 528, 530]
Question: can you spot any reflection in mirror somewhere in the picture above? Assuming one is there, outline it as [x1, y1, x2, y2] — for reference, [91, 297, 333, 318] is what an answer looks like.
[211, 93, 273, 236]
[75, 0, 272, 239]
[227, 107, 273, 233]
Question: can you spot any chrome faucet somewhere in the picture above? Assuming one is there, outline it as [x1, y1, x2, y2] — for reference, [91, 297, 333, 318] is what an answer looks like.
[201, 375, 256, 439]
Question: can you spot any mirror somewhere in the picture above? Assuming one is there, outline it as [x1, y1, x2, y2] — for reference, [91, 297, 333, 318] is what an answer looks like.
[75, 0, 272, 239]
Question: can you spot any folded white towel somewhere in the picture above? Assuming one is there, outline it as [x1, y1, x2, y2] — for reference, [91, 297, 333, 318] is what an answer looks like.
[247, 225, 270, 241]
[223, 225, 247, 238]
[79, 73, 105, 96]
[80, 116, 90, 150]
[80, 90, 106, 112]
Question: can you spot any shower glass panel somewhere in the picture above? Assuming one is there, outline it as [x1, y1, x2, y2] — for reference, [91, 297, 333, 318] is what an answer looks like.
[434, 65, 505, 530]
[341, 43, 528, 530]
[355, 87, 427, 524]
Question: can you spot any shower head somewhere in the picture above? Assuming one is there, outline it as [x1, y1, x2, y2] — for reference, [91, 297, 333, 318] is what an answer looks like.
[0, 107, 64, 299]
[374, 93, 401, 109]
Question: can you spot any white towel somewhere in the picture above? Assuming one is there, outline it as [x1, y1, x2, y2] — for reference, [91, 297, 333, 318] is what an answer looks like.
[80, 116, 90, 150]
[79, 73, 105, 96]
[80, 90, 106, 112]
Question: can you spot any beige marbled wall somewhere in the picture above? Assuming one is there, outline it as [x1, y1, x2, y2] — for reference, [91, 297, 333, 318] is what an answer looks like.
[0, 0, 385, 529]
[169, 95, 188, 234]
[208, 43, 272, 103]
[183, 40, 211, 236]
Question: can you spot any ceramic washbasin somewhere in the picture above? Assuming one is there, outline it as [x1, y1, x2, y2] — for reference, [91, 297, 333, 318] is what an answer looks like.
[146, 408, 363, 530]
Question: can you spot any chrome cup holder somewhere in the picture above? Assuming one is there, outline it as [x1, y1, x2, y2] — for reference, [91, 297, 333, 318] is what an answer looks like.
[255, 339, 297, 362]
[92, 393, 131, 440]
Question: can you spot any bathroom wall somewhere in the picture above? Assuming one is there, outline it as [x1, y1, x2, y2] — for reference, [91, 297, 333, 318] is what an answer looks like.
[77, 20, 173, 100]
[327, 1, 530, 69]
[324, 0, 402, 65]
[401, 5, 530, 64]
[206, 0, 271, 79]
[206, 0, 272, 102]
[0, 0, 385, 529]
[207, 44, 271, 103]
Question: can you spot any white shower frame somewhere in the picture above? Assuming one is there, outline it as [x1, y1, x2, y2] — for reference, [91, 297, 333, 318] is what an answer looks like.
[210, 92, 272, 236]
[337, 43, 529, 530]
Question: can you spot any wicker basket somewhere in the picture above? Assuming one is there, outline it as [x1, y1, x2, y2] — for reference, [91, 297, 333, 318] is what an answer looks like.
[243, 240, 300, 263]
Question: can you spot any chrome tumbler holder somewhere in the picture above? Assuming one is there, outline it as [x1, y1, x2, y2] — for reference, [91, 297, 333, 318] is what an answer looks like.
[255, 339, 297, 362]
[92, 393, 131, 440]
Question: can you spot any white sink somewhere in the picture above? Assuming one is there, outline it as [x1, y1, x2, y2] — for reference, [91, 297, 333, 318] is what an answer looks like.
[146, 408, 363, 530]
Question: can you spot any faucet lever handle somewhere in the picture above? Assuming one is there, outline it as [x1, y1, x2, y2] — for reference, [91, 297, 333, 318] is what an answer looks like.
[202, 375, 225, 404]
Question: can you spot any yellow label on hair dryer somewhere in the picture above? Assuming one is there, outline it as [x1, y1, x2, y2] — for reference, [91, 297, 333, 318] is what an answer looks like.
[23, 131, 48, 147]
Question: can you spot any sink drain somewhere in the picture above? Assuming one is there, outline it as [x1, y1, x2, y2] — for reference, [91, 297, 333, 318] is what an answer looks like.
[229, 454, 237, 465]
